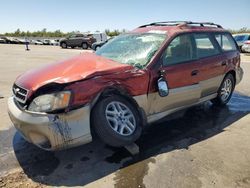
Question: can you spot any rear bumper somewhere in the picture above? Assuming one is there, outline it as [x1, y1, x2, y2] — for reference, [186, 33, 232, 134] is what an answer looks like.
[236, 67, 244, 85]
[8, 97, 92, 151]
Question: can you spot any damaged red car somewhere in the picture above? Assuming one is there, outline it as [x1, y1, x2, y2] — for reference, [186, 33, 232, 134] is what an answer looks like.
[8, 21, 243, 150]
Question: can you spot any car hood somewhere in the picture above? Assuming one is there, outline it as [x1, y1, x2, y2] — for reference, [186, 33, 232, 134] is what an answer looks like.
[15, 52, 133, 92]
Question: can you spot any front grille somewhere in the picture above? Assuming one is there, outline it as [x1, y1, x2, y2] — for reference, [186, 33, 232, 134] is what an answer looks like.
[12, 84, 29, 104]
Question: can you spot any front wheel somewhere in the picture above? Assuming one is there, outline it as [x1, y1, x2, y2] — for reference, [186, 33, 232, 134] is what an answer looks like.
[91, 95, 142, 147]
[61, 42, 67, 49]
[211, 74, 235, 106]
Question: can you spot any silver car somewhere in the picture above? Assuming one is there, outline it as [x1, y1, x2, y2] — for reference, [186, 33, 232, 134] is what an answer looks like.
[242, 41, 250, 53]
[233, 33, 250, 51]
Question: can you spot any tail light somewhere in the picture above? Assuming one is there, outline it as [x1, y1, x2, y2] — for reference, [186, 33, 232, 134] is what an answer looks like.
[244, 40, 250, 44]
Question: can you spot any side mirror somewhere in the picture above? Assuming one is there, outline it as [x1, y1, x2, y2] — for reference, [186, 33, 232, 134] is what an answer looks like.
[157, 70, 169, 97]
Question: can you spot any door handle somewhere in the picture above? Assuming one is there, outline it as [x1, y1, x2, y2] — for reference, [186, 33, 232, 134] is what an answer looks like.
[221, 61, 227, 66]
[191, 70, 199, 76]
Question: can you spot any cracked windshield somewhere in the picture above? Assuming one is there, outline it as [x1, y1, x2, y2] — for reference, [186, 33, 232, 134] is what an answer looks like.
[96, 33, 166, 68]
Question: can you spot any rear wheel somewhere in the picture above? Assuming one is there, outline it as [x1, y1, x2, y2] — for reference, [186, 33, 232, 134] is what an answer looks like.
[211, 74, 235, 106]
[82, 43, 88, 49]
[91, 95, 142, 147]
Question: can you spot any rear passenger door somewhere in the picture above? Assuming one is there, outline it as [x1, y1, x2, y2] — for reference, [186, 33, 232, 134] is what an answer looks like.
[193, 33, 225, 98]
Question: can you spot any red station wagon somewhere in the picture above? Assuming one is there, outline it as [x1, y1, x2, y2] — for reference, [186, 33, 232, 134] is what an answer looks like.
[8, 21, 243, 150]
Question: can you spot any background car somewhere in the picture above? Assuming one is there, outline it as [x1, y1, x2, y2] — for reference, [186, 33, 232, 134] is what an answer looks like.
[0, 38, 6, 43]
[233, 33, 250, 52]
[91, 37, 113, 51]
[30, 40, 43, 45]
[59, 33, 96, 49]
[242, 40, 250, 53]
[49, 39, 59, 46]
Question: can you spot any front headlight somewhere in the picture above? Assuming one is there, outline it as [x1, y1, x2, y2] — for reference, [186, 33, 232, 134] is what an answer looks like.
[28, 91, 71, 112]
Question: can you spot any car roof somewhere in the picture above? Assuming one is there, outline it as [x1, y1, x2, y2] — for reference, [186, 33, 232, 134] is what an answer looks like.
[131, 21, 226, 37]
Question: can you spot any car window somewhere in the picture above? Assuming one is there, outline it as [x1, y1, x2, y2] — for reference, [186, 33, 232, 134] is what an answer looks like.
[76, 34, 84, 37]
[96, 33, 166, 68]
[215, 33, 237, 51]
[194, 34, 220, 58]
[162, 34, 195, 66]
[69, 34, 76, 38]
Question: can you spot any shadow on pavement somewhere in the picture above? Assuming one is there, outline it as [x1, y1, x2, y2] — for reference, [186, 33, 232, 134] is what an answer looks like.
[13, 92, 250, 187]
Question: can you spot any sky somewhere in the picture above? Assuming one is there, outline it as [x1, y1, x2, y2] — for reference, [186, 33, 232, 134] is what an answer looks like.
[0, 0, 249, 33]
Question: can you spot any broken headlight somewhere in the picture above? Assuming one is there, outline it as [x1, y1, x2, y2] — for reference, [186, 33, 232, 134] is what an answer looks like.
[28, 91, 71, 112]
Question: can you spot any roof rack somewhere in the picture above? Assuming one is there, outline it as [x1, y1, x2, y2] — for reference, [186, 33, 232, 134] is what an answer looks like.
[139, 21, 223, 28]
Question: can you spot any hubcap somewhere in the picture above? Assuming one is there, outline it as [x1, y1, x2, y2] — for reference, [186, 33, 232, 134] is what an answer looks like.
[220, 78, 232, 102]
[105, 101, 136, 136]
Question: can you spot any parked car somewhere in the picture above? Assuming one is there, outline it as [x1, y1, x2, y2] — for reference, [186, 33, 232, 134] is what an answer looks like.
[59, 33, 96, 49]
[0, 38, 6, 43]
[1, 37, 19, 44]
[91, 37, 113, 51]
[16, 38, 29, 44]
[233, 33, 250, 52]
[31, 40, 43, 45]
[242, 40, 250, 53]
[91, 32, 108, 42]
[49, 39, 59, 46]
[41, 39, 51, 45]
[8, 21, 243, 151]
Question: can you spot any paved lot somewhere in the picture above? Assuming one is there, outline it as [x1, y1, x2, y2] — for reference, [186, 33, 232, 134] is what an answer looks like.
[0, 44, 250, 188]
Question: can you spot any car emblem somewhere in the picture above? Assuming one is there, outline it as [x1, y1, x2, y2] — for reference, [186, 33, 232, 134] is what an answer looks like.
[13, 88, 20, 94]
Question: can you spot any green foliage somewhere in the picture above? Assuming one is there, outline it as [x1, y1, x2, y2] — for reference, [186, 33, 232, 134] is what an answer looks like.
[3, 28, 70, 37]
[105, 29, 127, 37]
[227, 27, 250, 34]
[1, 28, 128, 38]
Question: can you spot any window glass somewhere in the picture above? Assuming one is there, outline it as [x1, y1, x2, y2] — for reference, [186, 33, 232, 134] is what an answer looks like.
[162, 34, 194, 66]
[96, 33, 166, 68]
[194, 34, 219, 58]
[76, 34, 84, 37]
[215, 34, 237, 51]
[69, 34, 76, 38]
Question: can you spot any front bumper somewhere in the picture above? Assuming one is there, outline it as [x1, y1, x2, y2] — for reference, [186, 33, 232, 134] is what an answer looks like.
[236, 67, 244, 85]
[8, 97, 92, 151]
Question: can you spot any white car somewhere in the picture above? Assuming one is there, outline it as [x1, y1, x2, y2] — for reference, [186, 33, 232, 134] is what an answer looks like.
[49, 39, 59, 46]
[31, 40, 43, 45]
[242, 40, 250, 53]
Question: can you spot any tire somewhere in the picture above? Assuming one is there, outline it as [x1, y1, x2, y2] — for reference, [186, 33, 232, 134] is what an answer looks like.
[211, 74, 235, 106]
[61, 42, 67, 49]
[91, 95, 142, 147]
[71, 46, 75, 49]
[82, 43, 88, 49]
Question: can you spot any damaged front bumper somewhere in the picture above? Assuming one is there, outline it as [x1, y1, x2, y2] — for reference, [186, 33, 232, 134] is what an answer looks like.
[8, 97, 92, 151]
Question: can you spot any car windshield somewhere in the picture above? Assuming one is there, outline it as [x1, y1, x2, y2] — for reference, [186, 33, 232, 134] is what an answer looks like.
[96, 33, 166, 68]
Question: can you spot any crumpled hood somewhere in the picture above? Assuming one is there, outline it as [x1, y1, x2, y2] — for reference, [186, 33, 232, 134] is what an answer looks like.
[15, 52, 133, 92]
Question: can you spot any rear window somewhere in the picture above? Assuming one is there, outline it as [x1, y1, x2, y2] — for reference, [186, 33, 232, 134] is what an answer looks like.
[194, 34, 220, 58]
[215, 33, 237, 51]
[234, 35, 249, 42]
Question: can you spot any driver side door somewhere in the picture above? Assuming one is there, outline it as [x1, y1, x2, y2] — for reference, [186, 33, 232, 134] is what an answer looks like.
[147, 33, 201, 117]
